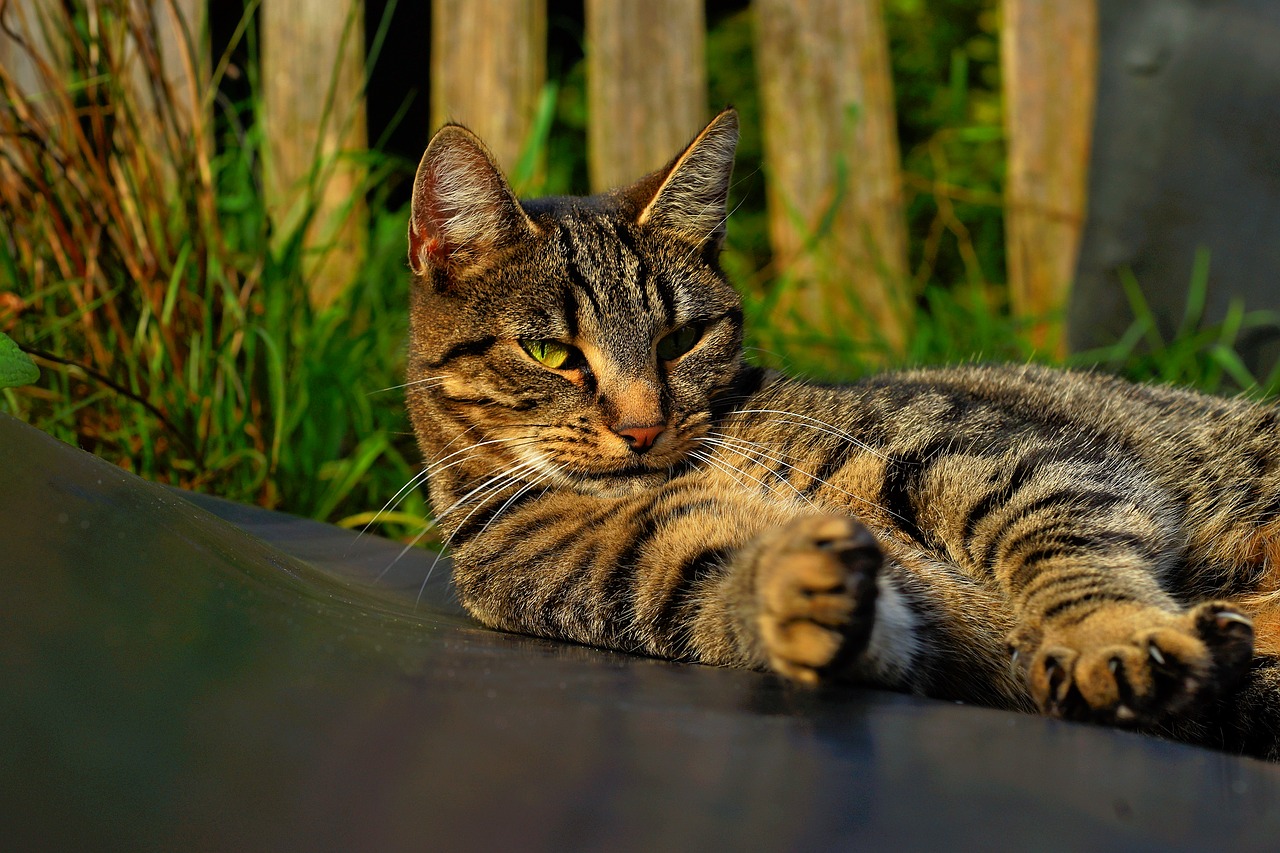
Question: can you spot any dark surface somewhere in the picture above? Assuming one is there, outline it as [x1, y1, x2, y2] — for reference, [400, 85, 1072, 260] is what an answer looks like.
[1071, 0, 1280, 371]
[5, 411, 1280, 852]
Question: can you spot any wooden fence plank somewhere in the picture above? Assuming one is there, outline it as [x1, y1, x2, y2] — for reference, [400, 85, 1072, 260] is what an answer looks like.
[584, 0, 707, 192]
[431, 0, 547, 187]
[1001, 0, 1098, 353]
[122, 1, 212, 191]
[147, 0, 209, 137]
[0, 1, 211, 232]
[261, 0, 368, 309]
[754, 0, 911, 356]
[0, 0, 65, 110]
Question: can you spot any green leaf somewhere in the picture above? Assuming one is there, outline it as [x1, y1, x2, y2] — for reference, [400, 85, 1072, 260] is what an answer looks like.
[0, 332, 39, 388]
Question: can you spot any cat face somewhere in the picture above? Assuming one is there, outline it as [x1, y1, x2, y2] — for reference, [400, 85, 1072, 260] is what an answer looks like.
[406, 110, 745, 497]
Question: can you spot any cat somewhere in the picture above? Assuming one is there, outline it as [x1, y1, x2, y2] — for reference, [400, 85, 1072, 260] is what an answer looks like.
[403, 108, 1280, 759]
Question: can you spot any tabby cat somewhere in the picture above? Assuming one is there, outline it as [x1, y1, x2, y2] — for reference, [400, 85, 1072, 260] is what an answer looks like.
[404, 109, 1280, 758]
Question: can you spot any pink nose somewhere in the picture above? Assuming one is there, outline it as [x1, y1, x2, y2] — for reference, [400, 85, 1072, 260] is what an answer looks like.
[613, 423, 665, 452]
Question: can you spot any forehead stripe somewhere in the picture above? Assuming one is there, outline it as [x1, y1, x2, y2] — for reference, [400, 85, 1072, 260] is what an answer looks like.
[653, 272, 677, 326]
[559, 225, 605, 322]
[424, 336, 498, 370]
[612, 224, 655, 316]
[562, 284, 580, 339]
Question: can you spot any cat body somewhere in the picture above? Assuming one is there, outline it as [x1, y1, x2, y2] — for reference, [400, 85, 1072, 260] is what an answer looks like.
[405, 109, 1280, 757]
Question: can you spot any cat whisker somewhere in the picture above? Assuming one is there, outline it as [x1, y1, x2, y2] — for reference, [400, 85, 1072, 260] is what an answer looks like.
[419, 417, 524, 471]
[471, 473, 554, 542]
[414, 546, 446, 608]
[363, 468, 435, 543]
[701, 432, 810, 480]
[428, 420, 570, 468]
[732, 408, 890, 461]
[703, 430, 901, 521]
[369, 375, 450, 395]
[693, 438, 816, 507]
[506, 442, 593, 490]
[704, 431, 821, 477]
[412, 462, 557, 606]
[358, 435, 548, 544]
[434, 462, 544, 525]
[423, 434, 548, 476]
[378, 519, 442, 582]
[742, 346, 786, 359]
[382, 460, 543, 586]
[425, 420, 499, 470]
[689, 448, 811, 508]
[376, 449, 544, 561]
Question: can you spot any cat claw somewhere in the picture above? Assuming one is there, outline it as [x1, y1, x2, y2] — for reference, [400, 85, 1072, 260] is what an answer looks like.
[1025, 600, 1254, 726]
[1217, 611, 1253, 629]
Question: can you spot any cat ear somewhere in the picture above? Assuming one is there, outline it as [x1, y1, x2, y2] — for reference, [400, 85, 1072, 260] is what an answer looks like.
[408, 124, 537, 277]
[636, 108, 739, 247]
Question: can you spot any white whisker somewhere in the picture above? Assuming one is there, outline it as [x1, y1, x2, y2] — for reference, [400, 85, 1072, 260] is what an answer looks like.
[435, 463, 542, 526]
[731, 408, 890, 461]
[411, 461, 555, 607]
[702, 431, 902, 522]
[690, 448, 809, 508]
[704, 431, 824, 488]
[388, 467, 534, 590]
[473, 473, 551, 541]
[693, 441, 815, 507]
[369, 375, 450, 395]
[376, 456, 543, 580]
[358, 434, 546, 545]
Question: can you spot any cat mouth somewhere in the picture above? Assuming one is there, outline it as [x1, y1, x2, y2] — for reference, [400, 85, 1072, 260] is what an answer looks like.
[576, 460, 669, 480]
[564, 454, 692, 495]
[559, 431, 694, 482]
[569, 464, 672, 497]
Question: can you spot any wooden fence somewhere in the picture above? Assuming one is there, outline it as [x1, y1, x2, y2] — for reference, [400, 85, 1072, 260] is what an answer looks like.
[0, 0, 1096, 353]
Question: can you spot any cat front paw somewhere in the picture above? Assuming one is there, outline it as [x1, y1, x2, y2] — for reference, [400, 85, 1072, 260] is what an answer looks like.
[1013, 600, 1254, 726]
[755, 514, 881, 684]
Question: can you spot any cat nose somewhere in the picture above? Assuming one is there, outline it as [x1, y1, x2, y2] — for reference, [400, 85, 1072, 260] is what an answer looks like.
[613, 423, 666, 452]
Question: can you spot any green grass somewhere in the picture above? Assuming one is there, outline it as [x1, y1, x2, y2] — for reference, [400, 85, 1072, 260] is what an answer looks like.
[745, 256, 1280, 399]
[1, 3, 428, 539]
[1069, 250, 1280, 397]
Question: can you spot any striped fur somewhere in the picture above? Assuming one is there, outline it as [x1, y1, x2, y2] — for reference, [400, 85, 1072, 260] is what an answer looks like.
[405, 109, 1280, 757]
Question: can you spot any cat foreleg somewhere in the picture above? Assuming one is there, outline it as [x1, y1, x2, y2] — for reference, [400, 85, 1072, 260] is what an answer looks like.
[692, 512, 882, 683]
[449, 481, 894, 682]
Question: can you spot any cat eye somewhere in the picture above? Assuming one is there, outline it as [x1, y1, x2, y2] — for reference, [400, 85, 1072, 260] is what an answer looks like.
[656, 324, 702, 361]
[520, 339, 576, 370]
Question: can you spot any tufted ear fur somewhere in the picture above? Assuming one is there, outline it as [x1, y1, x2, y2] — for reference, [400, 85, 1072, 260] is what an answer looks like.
[408, 124, 537, 278]
[636, 108, 739, 248]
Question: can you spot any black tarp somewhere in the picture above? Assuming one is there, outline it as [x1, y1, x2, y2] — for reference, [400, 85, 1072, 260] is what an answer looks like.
[4, 412, 1280, 850]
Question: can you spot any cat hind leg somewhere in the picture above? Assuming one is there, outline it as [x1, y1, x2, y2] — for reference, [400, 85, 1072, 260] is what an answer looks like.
[1012, 600, 1254, 726]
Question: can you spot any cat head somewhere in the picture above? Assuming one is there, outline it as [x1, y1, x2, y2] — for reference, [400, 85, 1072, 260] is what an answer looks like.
[406, 109, 745, 498]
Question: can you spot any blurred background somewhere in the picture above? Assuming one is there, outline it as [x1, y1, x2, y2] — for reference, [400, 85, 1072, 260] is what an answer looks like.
[3, 0, 1280, 537]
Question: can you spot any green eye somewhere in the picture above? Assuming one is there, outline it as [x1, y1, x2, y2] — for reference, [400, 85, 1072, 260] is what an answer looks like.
[657, 324, 702, 361]
[520, 339, 572, 369]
